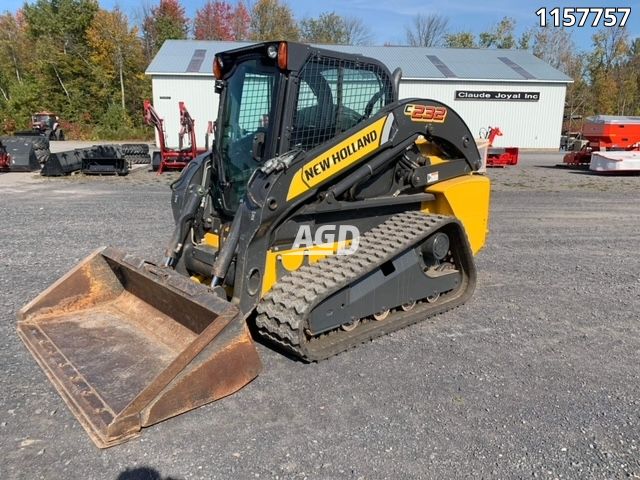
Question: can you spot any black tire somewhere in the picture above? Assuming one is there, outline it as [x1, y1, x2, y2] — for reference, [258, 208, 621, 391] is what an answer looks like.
[30, 135, 51, 164]
[35, 149, 50, 165]
[151, 151, 161, 171]
[122, 143, 149, 155]
[131, 154, 151, 164]
[31, 136, 50, 151]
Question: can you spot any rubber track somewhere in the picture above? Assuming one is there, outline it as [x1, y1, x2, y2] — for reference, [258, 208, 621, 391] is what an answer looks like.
[255, 210, 474, 361]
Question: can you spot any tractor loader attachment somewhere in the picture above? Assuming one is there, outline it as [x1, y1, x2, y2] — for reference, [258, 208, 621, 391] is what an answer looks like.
[0, 136, 46, 171]
[41, 149, 83, 176]
[17, 247, 261, 448]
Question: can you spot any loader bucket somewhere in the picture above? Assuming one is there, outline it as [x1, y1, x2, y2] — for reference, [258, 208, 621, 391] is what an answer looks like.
[17, 247, 262, 448]
[81, 145, 129, 175]
[0, 136, 41, 171]
[41, 149, 83, 176]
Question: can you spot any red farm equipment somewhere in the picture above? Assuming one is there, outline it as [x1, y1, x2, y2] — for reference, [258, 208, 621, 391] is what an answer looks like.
[0, 139, 10, 170]
[144, 100, 209, 174]
[480, 126, 519, 167]
[563, 115, 640, 167]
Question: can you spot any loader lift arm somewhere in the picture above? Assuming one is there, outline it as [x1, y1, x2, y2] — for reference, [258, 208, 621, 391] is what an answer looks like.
[178, 101, 198, 159]
[144, 99, 208, 174]
[143, 99, 167, 153]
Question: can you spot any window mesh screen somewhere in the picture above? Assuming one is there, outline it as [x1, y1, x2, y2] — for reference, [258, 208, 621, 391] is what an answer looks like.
[238, 73, 274, 133]
[292, 56, 392, 151]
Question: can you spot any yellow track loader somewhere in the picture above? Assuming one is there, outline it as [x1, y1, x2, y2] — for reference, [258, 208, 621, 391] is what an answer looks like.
[18, 42, 490, 447]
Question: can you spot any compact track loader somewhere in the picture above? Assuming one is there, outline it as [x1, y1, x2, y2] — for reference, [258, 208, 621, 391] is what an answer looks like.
[18, 42, 491, 447]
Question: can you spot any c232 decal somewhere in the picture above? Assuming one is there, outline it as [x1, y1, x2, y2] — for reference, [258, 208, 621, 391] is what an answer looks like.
[404, 104, 447, 123]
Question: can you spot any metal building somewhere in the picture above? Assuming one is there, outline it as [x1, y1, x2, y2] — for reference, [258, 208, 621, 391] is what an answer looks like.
[146, 40, 572, 149]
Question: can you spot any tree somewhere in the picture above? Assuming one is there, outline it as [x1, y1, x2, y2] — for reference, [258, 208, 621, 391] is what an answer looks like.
[86, 8, 146, 112]
[405, 13, 449, 47]
[532, 27, 574, 72]
[142, 0, 188, 60]
[22, 0, 100, 120]
[629, 39, 640, 114]
[343, 17, 372, 46]
[250, 0, 299, 41]
[518, 27, 533, 50]
[587, 27, 633, 115]
[531, 26, 588, 127]
[194, 0, 251, 41]
[590, 26, 629, 71]
[479, 17, 516, 49]
[478, 17, 532, 49]
[444, 32, 476, 48]
[24, 0, 98, 46]
[194, 1, 232, 40]
[300, 12, 347, 44]
[0, 12, 31, 88]
[1, 1, 154, 136]
[231, 1, 251, 41]
[0, 11, 39, 131]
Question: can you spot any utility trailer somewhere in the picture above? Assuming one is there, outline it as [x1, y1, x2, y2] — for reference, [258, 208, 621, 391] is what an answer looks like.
[145, 100, 210, 174]
[563, 116, 640, 168]
[480, 126, 519, 167]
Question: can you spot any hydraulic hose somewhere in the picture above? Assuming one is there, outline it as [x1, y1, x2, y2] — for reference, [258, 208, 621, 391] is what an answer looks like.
[163, 184, 205, 267]
[211, 203, 243, 286]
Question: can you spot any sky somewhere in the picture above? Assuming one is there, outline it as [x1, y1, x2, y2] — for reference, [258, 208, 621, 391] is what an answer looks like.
[3, 0, 638, 51]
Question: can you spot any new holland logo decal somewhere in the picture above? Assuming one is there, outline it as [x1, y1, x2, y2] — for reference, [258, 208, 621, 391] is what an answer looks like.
[404, 104, 447, 123]
[287, 115, 390, 201]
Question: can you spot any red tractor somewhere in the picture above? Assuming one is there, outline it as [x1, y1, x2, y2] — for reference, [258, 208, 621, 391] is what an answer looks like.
[480, 126, 519, 167]
[144, 100, 210, 174]
[563, 115, 640, 167]
[30, 111, 65, 140]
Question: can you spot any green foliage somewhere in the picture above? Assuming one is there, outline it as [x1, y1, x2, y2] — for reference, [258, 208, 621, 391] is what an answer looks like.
[20, 0, 102, 124]
[300, 12, 347, 44]
[93, 103, 149, 140]
[23, 0, 99, 43]
[4, 79, 42, 129]
[250, 0, 299, 41]
[100, 104, 132, 130]
[444, 32, 476, 48]
[299, 12, 371, 46]
[586, 27, 637, 115]
[0, 2, 151, 139]
[479, 17, 516, 49]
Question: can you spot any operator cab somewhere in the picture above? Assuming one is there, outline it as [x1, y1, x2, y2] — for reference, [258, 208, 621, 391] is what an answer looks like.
[213, 41, 397, 213]
[32, 112, 57, 130]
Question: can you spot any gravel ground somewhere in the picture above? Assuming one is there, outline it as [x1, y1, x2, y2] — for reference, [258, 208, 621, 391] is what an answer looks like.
[1, 151, 639, 479]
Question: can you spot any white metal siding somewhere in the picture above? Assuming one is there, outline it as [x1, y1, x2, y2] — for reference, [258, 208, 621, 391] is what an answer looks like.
[151, 75, 219, 148]
[399, 81, 567, 148]
[151, 75, 567, 150]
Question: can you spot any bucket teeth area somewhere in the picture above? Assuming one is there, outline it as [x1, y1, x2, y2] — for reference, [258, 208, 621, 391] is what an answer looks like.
[18, 247, 261, 448]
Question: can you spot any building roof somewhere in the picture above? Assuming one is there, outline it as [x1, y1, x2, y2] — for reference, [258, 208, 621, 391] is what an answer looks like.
[146, 40, 573, 84]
